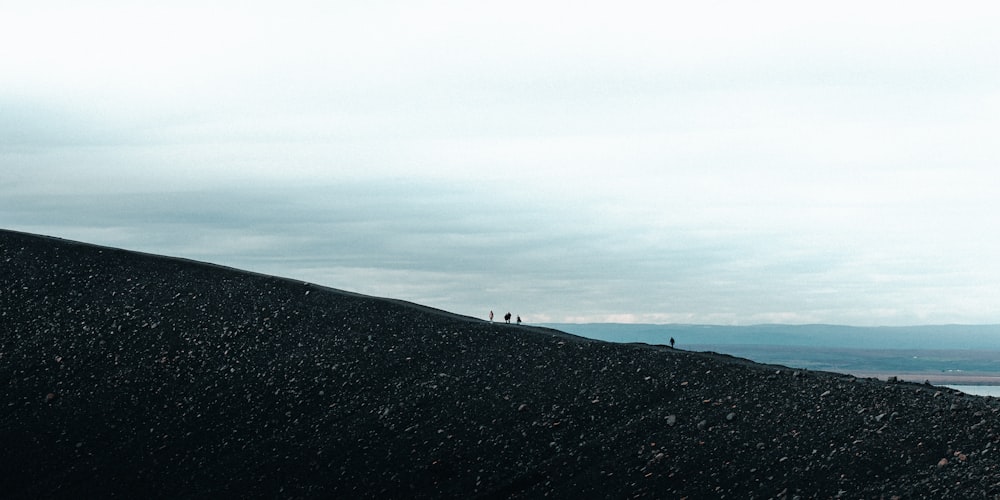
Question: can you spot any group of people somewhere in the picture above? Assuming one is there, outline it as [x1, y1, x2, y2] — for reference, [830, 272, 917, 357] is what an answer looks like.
[489, 310, 521, 325]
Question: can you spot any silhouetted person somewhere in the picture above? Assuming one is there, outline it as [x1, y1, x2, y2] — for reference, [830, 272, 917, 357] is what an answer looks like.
[504, 312, 511, 324]
[516, 315, 521, 325]
[489, 310, 494, 322]
[670, 337, 675, 348]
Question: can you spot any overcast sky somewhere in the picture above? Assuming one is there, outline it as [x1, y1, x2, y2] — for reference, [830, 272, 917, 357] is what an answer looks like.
[4, 1, 1000, 325]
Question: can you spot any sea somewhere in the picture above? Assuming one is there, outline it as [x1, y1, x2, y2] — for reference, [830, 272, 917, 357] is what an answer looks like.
[945, 385, 1000, 397]
[543, 323, 1000, 397]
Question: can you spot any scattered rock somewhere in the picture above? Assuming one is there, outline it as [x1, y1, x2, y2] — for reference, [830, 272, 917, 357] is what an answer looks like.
[4, 228, 1000, 499]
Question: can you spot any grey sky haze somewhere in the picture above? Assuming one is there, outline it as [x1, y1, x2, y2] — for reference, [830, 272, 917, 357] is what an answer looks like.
[4, 1, 1000, 325]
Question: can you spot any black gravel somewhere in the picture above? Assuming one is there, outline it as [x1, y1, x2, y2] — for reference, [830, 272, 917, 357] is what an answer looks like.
[3, 228, 1000, 499]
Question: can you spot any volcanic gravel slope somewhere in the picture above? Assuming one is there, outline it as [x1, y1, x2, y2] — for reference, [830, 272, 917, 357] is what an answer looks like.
[3, 229, 1000, 498]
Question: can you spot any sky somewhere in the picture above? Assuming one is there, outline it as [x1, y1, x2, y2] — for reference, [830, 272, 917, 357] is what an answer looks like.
[3, 1, 1000, 325]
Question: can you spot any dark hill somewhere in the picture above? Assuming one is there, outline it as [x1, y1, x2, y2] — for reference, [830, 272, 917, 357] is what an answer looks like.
[3, 228, 1000, 499]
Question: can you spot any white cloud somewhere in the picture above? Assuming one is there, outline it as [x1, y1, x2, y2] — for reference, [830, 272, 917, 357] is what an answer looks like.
[5, 1, 1000, 325]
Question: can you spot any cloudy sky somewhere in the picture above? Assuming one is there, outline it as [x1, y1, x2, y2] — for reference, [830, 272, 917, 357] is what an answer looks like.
[4, 1, 1000, 325]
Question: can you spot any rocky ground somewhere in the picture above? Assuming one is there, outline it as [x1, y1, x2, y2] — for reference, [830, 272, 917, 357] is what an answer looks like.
[3, 228, 1000, 499]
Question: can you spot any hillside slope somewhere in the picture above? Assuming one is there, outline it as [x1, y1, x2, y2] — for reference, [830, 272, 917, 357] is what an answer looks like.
[3, 229, 1000, 498]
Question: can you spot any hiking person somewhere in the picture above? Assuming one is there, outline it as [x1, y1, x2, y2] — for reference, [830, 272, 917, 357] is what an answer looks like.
[489, 310, 494, 322]
[516, 315, 521, 325]
[504, 312, 511, 324]
[670, 337, 675, 348]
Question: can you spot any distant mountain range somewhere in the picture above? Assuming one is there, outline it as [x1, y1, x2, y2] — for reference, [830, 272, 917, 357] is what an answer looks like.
[544, 323, 1000, 383]
[542, 323, 1000, 350]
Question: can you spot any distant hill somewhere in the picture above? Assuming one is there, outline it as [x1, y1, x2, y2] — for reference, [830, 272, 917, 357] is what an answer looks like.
[545, 323, 1000, 383]
[4, 228, 1000, 498]
[542, 323, 1000, 350]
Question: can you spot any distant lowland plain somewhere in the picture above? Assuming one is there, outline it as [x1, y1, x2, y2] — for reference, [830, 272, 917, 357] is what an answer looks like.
[7, 228, 1000, 498]
[544, 323, 1000, 387]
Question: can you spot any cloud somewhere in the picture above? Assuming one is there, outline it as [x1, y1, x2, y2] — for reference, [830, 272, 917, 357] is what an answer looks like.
[5, 2, 1000, 324]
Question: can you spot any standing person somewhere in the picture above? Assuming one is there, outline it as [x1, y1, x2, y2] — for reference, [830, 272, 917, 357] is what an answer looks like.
[504, 312, 511, 324]
[489, 310, 494, 322]
[516, 315, 521, 325]
[670, 337, 675, 348]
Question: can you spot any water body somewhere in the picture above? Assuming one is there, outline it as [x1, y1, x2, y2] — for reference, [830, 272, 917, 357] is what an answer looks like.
[946, 385, 1000, 397]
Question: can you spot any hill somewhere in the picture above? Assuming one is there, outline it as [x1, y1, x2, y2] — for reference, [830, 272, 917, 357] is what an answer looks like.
[545, 323, 1000, 384]
[543, 323, 1000, 351]
[3, 228, 1000, 498]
